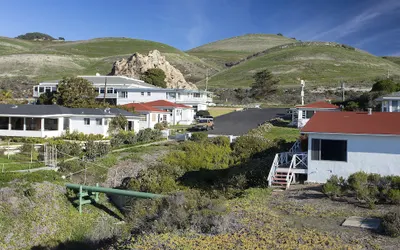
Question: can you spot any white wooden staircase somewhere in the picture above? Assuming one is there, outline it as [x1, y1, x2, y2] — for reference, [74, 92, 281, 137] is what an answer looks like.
[267, 140, 308, 190]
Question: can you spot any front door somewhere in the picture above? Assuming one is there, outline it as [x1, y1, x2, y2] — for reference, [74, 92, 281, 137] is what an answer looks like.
[128, 121, 133, 131]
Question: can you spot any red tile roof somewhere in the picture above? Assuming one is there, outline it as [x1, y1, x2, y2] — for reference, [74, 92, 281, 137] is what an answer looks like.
[296, 101, 339, 109]
[144, 100, 191, 108]
[301, 111, 400, 135]
[122, 103, 167, 113]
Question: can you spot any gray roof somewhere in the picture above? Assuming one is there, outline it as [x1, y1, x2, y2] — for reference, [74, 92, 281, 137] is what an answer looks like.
[0, 104, 139, 117]
[43, 75, 157, 88]
[381, 91, 400, 98]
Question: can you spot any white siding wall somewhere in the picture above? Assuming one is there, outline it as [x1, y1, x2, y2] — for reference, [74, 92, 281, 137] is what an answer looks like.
[69, 117, 107, 136]
[116, 91, 166, 105]
[307, 133, 400, 183]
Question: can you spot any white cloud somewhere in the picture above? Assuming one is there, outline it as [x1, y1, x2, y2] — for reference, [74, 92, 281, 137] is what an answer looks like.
[311, 0, 400, 40]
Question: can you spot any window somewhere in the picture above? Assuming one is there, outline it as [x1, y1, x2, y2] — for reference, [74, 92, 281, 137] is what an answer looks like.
[163, 114, 168, 121]
[26, 118, 41, 131]
[167, 92, 176, 99]
[51, 87, 57, 92]
[193, 93, 201, 98]
[392, 100, 399, 112]
[96, 118, 102, 125]
[44, 118, 58, 131]
[311, 139, 347, 162]
[147, 92, 151, 96]
[11, 117, 24, 130]
[95, 88, 99, 93]
[100, 88, 105, 94]
[302, 110, 315, 119]
[113, 89, 118, 94]
[63, 118, 70, 130]
[107, 88, 113, 94]
[84, 118, 90, 125]
[119, 91, 128, 98]
[45, 87, 52, 93]
[0, 117, 8, 130]
[39, 87, 44, 93]
[34, 86, 38, 91]
[141, 92, 145, 96]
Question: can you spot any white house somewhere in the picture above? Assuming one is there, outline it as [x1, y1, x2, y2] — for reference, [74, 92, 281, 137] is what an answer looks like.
[376, 91, 400, 112]
[268, 110, 400, 188]
[0, 104, 142, 138]
[32, 75, 213, 111]
[143, 100, 195, 125]
[289, 101, 340, 128]
[122, 103, 170, 129]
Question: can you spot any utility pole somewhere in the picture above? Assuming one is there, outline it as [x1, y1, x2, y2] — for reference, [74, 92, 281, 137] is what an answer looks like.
[300, 80, 305, 105]
[103, 77, 107, 104]
[205, 68, 209, 92]
[341, 82, 345, 102]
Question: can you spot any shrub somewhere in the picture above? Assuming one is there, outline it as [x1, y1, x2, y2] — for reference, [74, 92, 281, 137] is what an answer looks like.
[84, 141, 110, 160]
[136, 128, 162, 143]
[232, 135, 272, 161]
[18, 143, 34, 154]
[125, 190, 227, 235]
[210, 136, 231, 147]
[247, 123, 272, 137]
[388, 189, 400, 204]
[322, 175, 345, 197]
[61, 130, 104, 141]
[190, 132, 208, 142]
[164, 141, 232, 172]
[382, 208, 400, 237]
[154, 123, 164, 130]
[196, 110, 210, 117]
[55, 141, 82, 158]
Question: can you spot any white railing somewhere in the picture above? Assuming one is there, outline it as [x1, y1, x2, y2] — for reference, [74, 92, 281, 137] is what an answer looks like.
[289, 140, 301, 155]
[285, 153, 308, 189]
[267, 152, 291, 186]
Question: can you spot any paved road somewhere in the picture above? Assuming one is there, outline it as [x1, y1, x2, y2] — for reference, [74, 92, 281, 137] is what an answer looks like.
[208, 108, 287, 136]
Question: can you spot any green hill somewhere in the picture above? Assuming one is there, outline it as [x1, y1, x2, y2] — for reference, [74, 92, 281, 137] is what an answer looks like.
[187, 34, 297, 69]
[0, 37, 215, 82]
[383, 56, 400, 66]
[203, 42, 400, 88]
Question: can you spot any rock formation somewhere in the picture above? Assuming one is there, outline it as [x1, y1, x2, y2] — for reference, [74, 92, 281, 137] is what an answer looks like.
[109, 50, 197, 90]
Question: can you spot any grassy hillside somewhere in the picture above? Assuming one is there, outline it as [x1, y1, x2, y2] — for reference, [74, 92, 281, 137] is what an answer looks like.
[0, 37, 215, 83]
[203, 42, 400, 88]
[383, 56, 400, 66]
[187, 34, 297, 68]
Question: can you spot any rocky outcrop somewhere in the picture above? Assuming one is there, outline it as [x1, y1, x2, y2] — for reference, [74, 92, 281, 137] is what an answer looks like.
[109, 50, 197, 89]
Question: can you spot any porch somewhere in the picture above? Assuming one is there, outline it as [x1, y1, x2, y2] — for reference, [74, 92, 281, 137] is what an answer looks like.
[267, 140, 308, 189]
[0, 116, 63, 138]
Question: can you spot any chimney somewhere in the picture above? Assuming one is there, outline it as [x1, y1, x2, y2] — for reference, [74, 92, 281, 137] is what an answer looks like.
[368, 108, 372, 115]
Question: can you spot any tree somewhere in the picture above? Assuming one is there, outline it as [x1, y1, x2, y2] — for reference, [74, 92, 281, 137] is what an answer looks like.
[38, 92, 55, 105]
[250, 70, 279, 100]
[140, 68, 167, 88]
[58, 37, 65, 41]
[371, 78, 400, 93]
[108, 115, 128, 134]
[55, 77, 98, 108]
[277, 33, 283, 36]
[0, 90, 13, 102]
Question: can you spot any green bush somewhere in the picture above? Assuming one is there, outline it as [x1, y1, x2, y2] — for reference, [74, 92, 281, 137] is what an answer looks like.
[55, 141, 82, 158]
[322, 175, 345, 197]
[84, 141, 111, 160]
[164, 141, 232, 172]
[0, 171, 62, 187]
[154, 121, 168, 130]
[196, 110, 211, 117]
[110, 129, 162, 148]
[382, 208, 400, 237]
[232, 135, 272, 161]
[61, 130, 104, 141]
[210, 136, 231, 147]
[190, 132, 208, 142]
[125, 190, 227, 235]
[324, 172, 400, 206]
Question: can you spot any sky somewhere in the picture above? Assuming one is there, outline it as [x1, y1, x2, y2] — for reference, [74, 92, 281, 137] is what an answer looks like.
[1, 0, 400, 55]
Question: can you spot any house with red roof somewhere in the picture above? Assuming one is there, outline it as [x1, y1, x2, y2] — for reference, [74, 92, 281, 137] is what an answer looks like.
[268, 110, 400, 188]
[289, 101, 341, 128]
[143, 100, 195, 125]
[122, 103, 170, 129]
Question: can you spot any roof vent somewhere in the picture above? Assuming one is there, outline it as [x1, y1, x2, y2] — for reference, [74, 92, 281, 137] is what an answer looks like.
[368, 108, 372, 115]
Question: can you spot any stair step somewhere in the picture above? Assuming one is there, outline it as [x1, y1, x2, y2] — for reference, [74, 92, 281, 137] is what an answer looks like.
[273, 177, 287, 181]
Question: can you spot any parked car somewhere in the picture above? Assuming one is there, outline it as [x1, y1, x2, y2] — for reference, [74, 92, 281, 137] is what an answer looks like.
[190, 117, 214, 131]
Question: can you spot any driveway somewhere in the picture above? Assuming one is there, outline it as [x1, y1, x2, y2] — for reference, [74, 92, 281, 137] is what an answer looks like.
[208, 108, 287, 136]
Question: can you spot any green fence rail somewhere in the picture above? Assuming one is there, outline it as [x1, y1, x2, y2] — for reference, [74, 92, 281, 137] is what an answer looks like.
[66, 183, 166, 214]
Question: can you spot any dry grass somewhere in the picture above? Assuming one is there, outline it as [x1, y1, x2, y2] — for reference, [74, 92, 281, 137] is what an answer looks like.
[208, 107, 237, 117]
